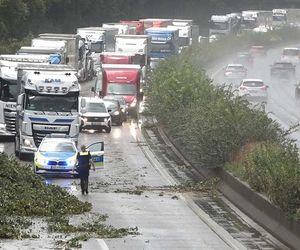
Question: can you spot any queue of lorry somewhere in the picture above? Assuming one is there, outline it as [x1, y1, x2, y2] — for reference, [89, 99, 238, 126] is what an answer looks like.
[0, 17, 199, 161]
[208, 8, 300, 42]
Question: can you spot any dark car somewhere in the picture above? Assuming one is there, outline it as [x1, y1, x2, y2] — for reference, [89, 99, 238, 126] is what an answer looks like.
[270, 61, 296, 80]
[249, 46, 266, 57]
[103, 95, 128, 121]
[103, 99, 124, 126]
[234, 52, 253, 67]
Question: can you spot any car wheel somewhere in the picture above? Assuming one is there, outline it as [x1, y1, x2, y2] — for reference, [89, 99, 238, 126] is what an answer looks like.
[116, 118, 122, 126]
[106, 126, 111, 133]
[295, 89, 300, 99]
[72, 173, 80, 178]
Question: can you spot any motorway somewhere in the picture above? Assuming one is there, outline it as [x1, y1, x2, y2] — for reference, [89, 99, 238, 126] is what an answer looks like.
[0, 79, 235, 250]
[0, 45, 295, 249]
[211, 43, 300, 146]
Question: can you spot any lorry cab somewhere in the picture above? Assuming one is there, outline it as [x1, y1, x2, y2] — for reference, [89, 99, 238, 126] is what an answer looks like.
[100, 64, 143, 114]
[145, 27, 179, 60]
[0, 57, 51, 138]
[15, 64, 80, 159]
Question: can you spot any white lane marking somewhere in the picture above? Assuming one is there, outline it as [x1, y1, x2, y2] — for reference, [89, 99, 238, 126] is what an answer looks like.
[96, 239, 109, 250]
[211, 66, 224, 79]
[0, 144, 4, 153]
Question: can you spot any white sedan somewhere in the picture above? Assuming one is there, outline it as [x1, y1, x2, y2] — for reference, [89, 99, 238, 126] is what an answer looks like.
[238, 79, 269, 103]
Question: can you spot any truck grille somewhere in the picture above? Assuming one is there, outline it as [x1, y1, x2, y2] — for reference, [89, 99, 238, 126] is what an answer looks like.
[32, 124, 70, 147]
[4, 109, 16, 134]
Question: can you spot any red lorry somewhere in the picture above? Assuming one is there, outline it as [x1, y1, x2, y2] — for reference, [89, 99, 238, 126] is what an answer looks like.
[100, 64, 143, 114]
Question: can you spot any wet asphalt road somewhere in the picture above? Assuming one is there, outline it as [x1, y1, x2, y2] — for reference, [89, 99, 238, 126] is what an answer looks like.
[0, 79, 234, 249]
[0, 45, 296, 249]
[210, 43, 300, 147]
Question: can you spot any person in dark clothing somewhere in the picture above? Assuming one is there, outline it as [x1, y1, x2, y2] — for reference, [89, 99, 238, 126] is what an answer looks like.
[74, 145, 95, 195]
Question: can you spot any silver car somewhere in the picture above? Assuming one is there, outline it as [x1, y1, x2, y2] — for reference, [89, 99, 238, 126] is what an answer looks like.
[79, 97, 111, 133]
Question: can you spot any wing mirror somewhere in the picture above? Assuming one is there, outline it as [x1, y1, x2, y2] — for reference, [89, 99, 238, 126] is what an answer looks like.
[81, 107, 86, 114]
[139, 91, 144, 101]
[81, 98, 86, 108]
[16, 105, 22, 112]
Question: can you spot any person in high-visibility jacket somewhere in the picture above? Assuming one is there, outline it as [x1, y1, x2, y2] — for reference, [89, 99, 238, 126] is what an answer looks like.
[75, 145, 95, 195]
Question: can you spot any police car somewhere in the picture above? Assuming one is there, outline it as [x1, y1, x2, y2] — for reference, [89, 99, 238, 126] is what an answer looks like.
[34, 134, 104, 176]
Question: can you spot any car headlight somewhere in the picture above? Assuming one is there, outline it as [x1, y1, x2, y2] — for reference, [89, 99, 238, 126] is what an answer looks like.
[113, 111, 120, 115]
[35, 156, 47, 165]
[130, 99, 137, 107]
[67, 159, 76, 166]
[24, 139, 33, 147]
[0, 123, 6, 130]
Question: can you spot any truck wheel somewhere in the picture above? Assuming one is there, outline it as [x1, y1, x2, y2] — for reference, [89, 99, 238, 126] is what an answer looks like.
[14, 136, 20, 157]
[19, 152, 26, 161]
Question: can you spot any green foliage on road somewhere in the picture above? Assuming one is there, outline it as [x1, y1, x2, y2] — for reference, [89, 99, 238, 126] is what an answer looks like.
[146, 27, 300, 217]
[0, 154, 91, 217]
[49, 215, 139, 249]
[0, 154, 91, 238]
[0, 154, 139, 245]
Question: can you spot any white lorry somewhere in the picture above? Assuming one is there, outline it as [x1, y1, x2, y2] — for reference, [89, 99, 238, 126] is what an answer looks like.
[115, 35, 150, 67]
[168, 19, 199, 49]
[209, 15, 239, 37]
[17, 46, 66, 64]
[102, 23, 133, 35]
[242, 10, 273, 31]
[15, 64, 80, 159]
[273, 9, 300, 27]
[37, 33, 94, 82]
[0, 55, 51, 138]
[76, 27, 118, 71]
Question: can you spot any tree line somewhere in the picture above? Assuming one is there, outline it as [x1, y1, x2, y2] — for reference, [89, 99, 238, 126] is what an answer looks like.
[1, 0, 300, 40]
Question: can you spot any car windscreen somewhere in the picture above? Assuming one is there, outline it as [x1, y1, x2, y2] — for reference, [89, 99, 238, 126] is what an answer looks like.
[90, 42, 103, 53]
[283, 49, 299, 56]
[104, 101, 118, 111]
[85, 102, 107, 112]
[227, 66, 244, 71]
[107, 83, 136, 95]
[0, 80, 18, 102]
[274, 63, 293, 68]
[210, 21, 229, 30]
[243, 81, 264, 87]
[39, 142, 76, 152]
[25, 94, 78, 113]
